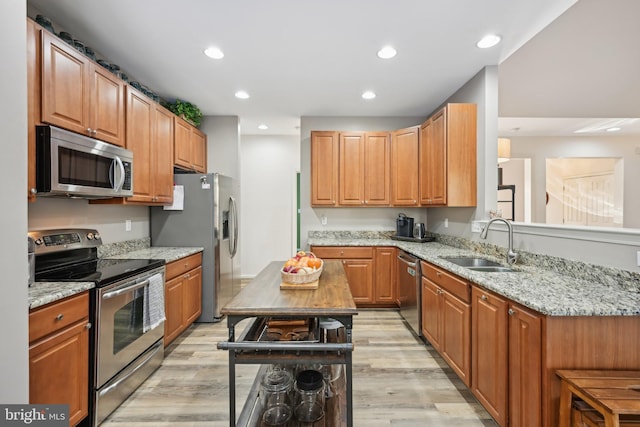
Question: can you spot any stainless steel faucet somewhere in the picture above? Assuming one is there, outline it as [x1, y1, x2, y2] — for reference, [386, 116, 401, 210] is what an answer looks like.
[480, 218, 519, 265]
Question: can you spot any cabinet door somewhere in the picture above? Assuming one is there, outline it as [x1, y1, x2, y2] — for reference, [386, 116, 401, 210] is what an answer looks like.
[342, 259, 373, 304]
[421, 277, 441, 351]
[364, 132, 391, 205]
[471, 286, 508, 427]
[164, 275, 185, 346]
[339, 132, 365, 206]
[390, 126, 420, 206]
[445, 103, 477, 207]
[420, 108, 446, 205]
[183, 266, 203, 325]
[311, 131, 339, 206]
[153, 105, 175, 203]
[442, 292, 471, 387]
[30, 320, 89, 426]
[41, 31, 90, 135]
[125, 87, 153, 203]
[191, 127, 207, 173]
[89, 64, 124, 146]
[174, 116, 192, 170]
[508, 304, 542, 427]
[373, 247, 396, 303]
[27, 19, 41, 201]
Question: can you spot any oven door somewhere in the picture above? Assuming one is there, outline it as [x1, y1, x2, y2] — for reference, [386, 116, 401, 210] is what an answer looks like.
[95, 267, 165, 388]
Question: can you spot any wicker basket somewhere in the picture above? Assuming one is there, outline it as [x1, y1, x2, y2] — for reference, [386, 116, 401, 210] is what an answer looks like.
[280, 259, 323, 284]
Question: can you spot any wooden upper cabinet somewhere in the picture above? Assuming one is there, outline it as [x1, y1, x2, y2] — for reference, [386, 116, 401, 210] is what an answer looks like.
[363, 132, 391, 205]
[153, 104, 176, 203]
[124, 87, 153, 203]
[339, 132, 365, 205]
[390, 126, 420, 206]
[420, 103, 477, 207]
[311, 131, 339, 206]
[174, 116, 207, 173]
[40, 31, 124, 147]
[27, 19, 41, 201]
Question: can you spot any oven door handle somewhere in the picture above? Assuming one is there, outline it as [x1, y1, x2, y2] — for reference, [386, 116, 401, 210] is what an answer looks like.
[102, 279, 149, 300]
[98, 340, 163, 398]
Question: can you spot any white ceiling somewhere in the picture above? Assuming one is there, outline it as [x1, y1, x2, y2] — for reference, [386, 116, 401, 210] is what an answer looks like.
[27, 0, 580, 136]
[498, 0, 640, 136]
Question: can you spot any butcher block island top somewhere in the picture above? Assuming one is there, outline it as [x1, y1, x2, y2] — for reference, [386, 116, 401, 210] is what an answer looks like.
[222, 260, 358, 317]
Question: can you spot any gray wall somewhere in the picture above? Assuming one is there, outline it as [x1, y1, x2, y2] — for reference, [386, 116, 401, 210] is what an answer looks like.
[1, 0, 29, 402]
[300, 116, 427, 249]
[201, 115, 240, 179]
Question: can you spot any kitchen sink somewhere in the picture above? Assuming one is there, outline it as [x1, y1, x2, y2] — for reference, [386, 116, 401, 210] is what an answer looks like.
[439, 257, 516, 272]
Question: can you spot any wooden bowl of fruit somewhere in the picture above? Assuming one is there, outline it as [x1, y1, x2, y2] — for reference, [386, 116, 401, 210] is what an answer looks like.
[280, 251, 323, 286]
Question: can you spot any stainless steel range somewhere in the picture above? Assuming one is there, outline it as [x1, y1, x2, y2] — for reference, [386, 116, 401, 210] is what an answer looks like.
[30, 228, 166, 426]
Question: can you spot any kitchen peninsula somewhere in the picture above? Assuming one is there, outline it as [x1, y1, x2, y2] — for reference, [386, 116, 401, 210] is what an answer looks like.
[218, 260, 357, 427]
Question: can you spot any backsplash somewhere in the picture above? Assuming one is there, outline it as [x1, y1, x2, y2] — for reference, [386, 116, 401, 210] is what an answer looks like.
[309, 230, 640, 293]
[98, 238, 150, 258]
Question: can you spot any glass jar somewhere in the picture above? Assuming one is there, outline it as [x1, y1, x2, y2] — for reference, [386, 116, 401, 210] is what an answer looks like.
[293, 369, 325, 422]
[260, 366, 293, 426]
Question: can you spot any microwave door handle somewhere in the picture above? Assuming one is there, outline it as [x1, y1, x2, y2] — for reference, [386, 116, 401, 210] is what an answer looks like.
[113, 156, 125, 191]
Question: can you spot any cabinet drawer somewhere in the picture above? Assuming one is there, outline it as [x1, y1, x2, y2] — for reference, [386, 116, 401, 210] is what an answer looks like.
[29, 292, 89, 343]
[421, 261, 470, 303]
[166, 252, 203, 279]
[311, 246, 373, 259]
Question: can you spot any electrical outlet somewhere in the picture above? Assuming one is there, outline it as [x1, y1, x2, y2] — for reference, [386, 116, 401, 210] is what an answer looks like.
[321, 215, 327, 225]
[444, 218, 449, 228]
[125, 219, 132, 232]
[471, 221, 483, 233]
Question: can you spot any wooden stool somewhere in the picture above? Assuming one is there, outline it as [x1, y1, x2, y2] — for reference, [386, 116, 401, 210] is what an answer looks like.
[558, 370, 640, 427]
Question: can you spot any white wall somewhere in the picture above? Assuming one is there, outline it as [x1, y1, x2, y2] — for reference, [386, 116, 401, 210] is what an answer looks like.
[1, 0, 29, 402]
[201, 115, 240, 179]
[299, 116, 427, 249]
[240, 134, 300, 277]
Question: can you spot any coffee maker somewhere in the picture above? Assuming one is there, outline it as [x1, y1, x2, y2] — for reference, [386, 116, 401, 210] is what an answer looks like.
[396, 213, 414, 238]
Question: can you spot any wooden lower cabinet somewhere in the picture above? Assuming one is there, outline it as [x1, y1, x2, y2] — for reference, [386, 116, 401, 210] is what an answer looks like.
[29, 292, 90, 427]
[471, 286, 508, 427]
[421, 261, 471, 386]
[164, 253, 203, 346]
[311, 246, 396, 306]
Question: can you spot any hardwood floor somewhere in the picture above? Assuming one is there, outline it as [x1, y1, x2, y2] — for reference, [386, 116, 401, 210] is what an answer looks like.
[102, 310, 497, 426]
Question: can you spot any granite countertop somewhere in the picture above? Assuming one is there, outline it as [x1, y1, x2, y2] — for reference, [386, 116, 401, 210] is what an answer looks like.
[308, 237, 640, 317]
[29, 246, 203, 310]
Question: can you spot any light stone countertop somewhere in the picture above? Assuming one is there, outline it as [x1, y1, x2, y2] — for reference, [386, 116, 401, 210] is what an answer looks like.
[29, 246, 203, 310]
[308, 237, 640, 317]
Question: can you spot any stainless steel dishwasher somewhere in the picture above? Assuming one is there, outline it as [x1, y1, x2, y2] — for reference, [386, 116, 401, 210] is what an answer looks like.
[397, 250, 421, 336]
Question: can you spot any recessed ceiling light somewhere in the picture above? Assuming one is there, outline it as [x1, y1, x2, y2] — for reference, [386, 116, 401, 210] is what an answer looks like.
[258, 124, 268, 130]
[362, 91, 376, 100]
[204, 46, 224, 59]
[235, 90, 250, 99]
[476, 34, 502, 49]
[377, 46, 397, 59]
[606, 127, 621, 132]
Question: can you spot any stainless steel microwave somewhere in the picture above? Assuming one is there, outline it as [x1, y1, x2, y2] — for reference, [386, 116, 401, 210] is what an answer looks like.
[35, 125, 134, 199]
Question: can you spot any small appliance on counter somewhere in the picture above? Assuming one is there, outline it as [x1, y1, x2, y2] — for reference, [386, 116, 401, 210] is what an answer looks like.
[395, 213, 414, 238]
[393, 215, 434, 243]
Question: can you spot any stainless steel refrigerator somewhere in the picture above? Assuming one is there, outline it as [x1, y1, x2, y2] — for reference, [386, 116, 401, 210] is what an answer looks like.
[150, 173, 240, 322]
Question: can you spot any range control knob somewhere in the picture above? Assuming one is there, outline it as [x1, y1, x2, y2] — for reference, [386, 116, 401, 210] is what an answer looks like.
[87, 232, 95, 240]
[94, 233, 101, 241]
[34, 238, 44, 246]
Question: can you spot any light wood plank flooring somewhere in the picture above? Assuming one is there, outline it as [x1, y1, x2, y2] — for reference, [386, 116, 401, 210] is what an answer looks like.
[102, 310, 497, 426]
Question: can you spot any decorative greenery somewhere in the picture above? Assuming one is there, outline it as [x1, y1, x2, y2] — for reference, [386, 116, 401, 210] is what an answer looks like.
[167, 99, 203, 127]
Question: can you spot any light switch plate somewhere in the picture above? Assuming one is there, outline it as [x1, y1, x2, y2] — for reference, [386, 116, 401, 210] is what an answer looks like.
[471, 221, 483, 233]
[125, 219, 132, 232]
[637, 251, 640, 267]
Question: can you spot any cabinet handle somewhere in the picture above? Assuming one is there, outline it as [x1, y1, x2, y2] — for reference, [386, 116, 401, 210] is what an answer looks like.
[184, 273, 190, 279]
[436, 272, 441, 278]
[30, 188, 38, 194]
[86, 128, 93, 134]
[86, 322, 92, 330]
[55, 314, 64, 321]
[364, 200, 368, 204]
[92, 129, 97, 135]
[508, 309, 516, 316]
[481, 295, 487, 301]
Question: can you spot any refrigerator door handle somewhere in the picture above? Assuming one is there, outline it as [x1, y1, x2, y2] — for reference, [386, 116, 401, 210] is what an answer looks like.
[229, 196, 239, 258]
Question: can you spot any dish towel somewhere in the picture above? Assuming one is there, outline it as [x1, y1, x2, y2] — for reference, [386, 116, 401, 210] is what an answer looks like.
[143, 273, 166, 333]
